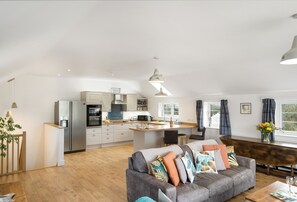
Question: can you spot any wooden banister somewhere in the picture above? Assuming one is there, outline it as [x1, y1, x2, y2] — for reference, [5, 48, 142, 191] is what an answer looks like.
[0, 131, 26, 176]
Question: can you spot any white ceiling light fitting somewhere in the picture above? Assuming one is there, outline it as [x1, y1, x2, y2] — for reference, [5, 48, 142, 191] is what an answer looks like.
[149, 57, 164, 84]
[8, 78, 17, 109]
[155, 87, 168, 97]
[280, 14, 297, 65]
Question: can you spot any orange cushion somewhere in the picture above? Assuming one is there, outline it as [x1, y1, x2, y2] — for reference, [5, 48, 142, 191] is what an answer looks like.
[162, 151, 180, 186]
[203, 144, 230, 169]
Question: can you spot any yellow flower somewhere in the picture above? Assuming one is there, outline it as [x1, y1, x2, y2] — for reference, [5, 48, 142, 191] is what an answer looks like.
[266, 127, 272, 132]
[265, 122, 270, 127]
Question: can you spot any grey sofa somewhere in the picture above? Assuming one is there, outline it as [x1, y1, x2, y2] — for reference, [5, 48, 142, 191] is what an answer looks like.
[126, 139, 255, 202]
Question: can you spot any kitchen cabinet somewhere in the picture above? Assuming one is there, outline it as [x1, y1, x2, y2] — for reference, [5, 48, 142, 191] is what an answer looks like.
[81, 92, 102, 104]
[81, 91, 112, 112]
[101, 93, 112, 112]
[126, 94, 137, 111]
[113, 123, 133, 142]
[101, 125, 114, 144]
[86, 128, 102, 146]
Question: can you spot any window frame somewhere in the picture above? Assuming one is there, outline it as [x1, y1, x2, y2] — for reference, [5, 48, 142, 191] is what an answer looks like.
[203, 101, 220, 129]
[158, 103, 179, 120]
[276, 100, 297, 136]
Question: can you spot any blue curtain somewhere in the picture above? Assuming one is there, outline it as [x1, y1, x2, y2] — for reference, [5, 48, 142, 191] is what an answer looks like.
[196, 100, 204, 131]
[220, 100, 232, 136]
[262, 98, 276, 141]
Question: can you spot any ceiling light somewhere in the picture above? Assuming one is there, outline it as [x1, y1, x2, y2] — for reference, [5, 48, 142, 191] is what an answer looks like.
[8, 78, 17, 109]
[57, 74, 62, 77]
[151, 83, 172, 96]
[280, 35, 297, 65]
[149, 69, 164, 83]
[67, 69, 71, 72]
[155, 87, 168, 97]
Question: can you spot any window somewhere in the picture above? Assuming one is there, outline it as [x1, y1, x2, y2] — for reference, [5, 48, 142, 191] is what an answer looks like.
[279, 103, 297, 133]
[158, 103, 179, 120]
[203, 102, 220, 128]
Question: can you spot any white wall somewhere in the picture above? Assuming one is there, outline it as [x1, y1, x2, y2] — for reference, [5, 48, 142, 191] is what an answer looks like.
[0, 75, 142, 171]
[148, 92, 297, 144]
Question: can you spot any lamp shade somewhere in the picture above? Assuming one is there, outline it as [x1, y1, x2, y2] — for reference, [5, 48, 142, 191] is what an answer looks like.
[155, 88, 168, 97]
[149, 69, 164, 83]
[280, 35, 297, 65]
[11, 102, 17, 109]
[6, 110, 12, 118]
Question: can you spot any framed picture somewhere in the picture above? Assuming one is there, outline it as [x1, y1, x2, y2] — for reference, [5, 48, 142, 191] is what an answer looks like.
[240, 103, 252, 114]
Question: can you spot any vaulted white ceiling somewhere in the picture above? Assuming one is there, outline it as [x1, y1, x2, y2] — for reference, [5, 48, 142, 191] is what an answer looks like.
[1, 1, 297, 97]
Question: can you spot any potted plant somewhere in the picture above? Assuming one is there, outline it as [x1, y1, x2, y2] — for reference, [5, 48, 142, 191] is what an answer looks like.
[256, 122, 276, 143]
[0, 117, 21, 157]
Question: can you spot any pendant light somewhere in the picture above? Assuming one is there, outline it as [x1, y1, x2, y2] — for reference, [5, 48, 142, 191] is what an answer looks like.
[280, 14, 297, 65]
[155, 87, 168, 97]
[8, 78, 17, 109]
[280, 35, 297, 65]
[149, 69, 164, 84]
[148, 57, 164, 84]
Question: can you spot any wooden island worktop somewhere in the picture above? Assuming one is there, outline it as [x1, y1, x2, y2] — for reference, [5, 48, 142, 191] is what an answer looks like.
[129, 123, 197, 151]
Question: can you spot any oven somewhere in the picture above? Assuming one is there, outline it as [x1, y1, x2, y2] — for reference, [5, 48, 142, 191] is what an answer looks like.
[86, 105, 102, 127]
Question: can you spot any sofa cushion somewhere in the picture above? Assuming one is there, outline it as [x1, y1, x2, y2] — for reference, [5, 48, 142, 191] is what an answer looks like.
[219, 166, 254, 196]
[175, 156, 187, 184]
[194, 173, 233, 197]
[213, 150, 226, 171]
[132, 151, 148, 173]
[193, 151, 218, 174]
[226, 146, 239, 166]
[140, 145, 183, 174]
[150, 156, 169, 183]
[176, 183, 209, 202]
[186, 139, 218, 152]
[203, 144, 230, 169]
[181, 151, 196, 183]
[163, 152, 180, 186]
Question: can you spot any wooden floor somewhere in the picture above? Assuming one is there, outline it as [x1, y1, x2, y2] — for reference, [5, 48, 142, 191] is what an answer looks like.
[0, 144, 287, 202]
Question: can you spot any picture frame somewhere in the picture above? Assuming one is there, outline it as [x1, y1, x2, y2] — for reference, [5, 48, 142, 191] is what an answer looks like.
[240, 103, 252, 114]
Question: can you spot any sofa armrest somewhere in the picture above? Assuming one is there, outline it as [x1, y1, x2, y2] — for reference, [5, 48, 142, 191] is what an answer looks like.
[126, 169, 176, 202]
[236, 155, 256, 187]
[236, 155, 255, 170]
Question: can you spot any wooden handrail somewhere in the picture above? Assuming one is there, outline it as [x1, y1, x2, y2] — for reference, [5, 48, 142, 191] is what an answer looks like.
[0, 131, 26, 176]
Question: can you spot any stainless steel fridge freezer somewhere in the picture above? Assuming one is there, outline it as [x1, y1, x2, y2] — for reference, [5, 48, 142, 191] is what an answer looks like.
[54, 101, 86, 153]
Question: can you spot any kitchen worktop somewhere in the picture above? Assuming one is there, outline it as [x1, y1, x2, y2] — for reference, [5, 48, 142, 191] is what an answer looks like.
[129, 123, 196, 132]
[102, 119, 197, 126]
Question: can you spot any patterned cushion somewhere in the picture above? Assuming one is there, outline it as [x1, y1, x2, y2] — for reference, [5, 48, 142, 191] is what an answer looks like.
[226, 146, 239, 166]
[193, 151, 218, 174]
[174, 156, 187, 184]
[150, 156, 169, 182]
[181, 151, 196, 183]
[162, 152, 180, 186]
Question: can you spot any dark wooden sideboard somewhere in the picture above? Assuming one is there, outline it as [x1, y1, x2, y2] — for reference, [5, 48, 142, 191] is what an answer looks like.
[220, 136, 297, 176]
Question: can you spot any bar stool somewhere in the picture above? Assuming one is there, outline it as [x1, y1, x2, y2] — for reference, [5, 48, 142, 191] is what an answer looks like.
[178, 133, 188, 145]
[163, 130, 178, 146]
[189, 127, 206, 142]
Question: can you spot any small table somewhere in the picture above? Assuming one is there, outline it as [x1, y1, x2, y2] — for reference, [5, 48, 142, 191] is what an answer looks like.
[246, 181, 297, 202]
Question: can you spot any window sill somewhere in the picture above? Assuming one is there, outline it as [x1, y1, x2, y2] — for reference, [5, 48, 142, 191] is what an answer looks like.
[205, 127, 219, 130]
[275, 133, 297, 138]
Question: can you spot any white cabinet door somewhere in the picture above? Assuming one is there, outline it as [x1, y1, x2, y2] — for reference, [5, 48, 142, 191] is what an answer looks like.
[81, 92, 102, 104]
[113, 123, 133, 142]
[101, 93, 112, 112]
[86, 128, 102, 145]
[126, 94, 137, 111]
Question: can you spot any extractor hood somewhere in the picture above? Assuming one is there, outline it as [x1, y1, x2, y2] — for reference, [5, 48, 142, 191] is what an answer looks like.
[112, 94, 127, 104]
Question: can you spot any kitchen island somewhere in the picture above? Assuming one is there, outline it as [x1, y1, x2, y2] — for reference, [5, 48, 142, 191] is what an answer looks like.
[129, 123, 196, 151]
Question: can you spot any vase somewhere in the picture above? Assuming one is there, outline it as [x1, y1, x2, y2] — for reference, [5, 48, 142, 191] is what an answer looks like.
[262, 133, 270, 143]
